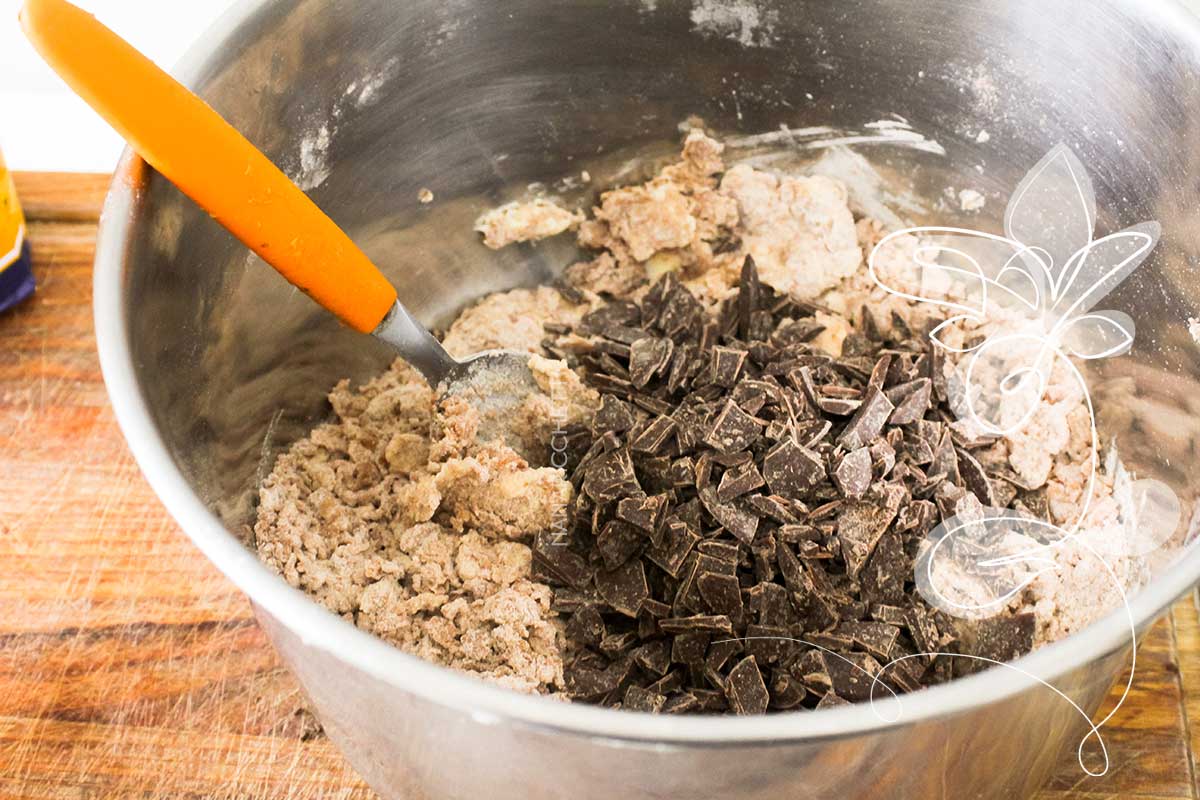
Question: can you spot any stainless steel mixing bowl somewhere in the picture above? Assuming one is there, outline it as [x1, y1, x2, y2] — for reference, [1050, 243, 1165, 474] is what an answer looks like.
[93, 0, 1200, 797]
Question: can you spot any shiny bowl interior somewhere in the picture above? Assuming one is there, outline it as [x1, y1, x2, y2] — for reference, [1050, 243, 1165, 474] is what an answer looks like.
[94, 1, 1200, 797]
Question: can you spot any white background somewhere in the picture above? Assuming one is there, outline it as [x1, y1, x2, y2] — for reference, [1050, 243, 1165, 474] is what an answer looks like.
[0, 0, 239, 172]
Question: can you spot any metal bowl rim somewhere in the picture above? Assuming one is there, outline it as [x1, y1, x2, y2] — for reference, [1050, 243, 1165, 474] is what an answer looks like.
[92, 0, 1200, 746]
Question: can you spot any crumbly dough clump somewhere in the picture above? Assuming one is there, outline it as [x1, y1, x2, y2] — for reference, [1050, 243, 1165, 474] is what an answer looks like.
[474, 199, 584, 250]
[255, 286, 589, 693]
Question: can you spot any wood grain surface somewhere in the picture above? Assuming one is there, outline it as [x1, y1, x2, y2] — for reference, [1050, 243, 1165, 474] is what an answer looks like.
[0, 172, 1197, 800]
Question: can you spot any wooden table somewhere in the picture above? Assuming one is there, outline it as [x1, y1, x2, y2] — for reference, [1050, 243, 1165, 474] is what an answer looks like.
[1, 173, 1198, 800]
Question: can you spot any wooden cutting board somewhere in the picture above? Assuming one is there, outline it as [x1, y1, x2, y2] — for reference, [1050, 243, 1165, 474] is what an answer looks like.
[1, 172, 1197, 800]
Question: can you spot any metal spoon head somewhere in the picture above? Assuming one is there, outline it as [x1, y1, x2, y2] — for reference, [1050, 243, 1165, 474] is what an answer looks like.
[437, 350, 544, 461]
[371, 300, 546, 461]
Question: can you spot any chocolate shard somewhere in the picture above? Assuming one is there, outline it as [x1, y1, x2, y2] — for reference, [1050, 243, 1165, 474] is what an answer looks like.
[591, 395, 640, 438]
[533, 536, 594, 589]
[870, 437, 897, 478]
[955, 447, 995, 506]
[773, 540, 804, 594]
[697, 572, 745, 616]
[837, 385, 895, 450]
[579, 300, 641, 335]
[697, 540, 742, 563]
[820, 650, 886, 703]
[859, 530, 908, 605]
[960, 612, 1036, 671]
[705, 638, 744, 672]
[832, 447, 873, 499]
[647, 670, 685, 697]
[772, 318, 827, 348]
[582, 447, 642, 503]
[710, 346, 749, 389]
[929, 429, 960, 484]
[794, 419, 833, 449]
[886, 378, 932, 425]
[725, 656, 770, 715]
[632, 640, 672, 676]
[622, 685, 666, 713]
[904, 606, 944, 661]
[716, 459, 766, 502]
[747, 581, 792, 626]
[659, 615, 735, 635]
[696, 551, 737, 578]
[663, 692, 701, 714]
[645, 520, 701, 578]
[738, 255, 762, 339]
[762, 439, 826, 499]
[769, 670, 807, 709]
[841, 620, 902, 662]
[837, 483, 905, 577]
[744, 624, 794, 664]
[630, 415, 678, 454]
[564, 666, 617, 700]
[703, 400, 764, 454]
[596, 559, 650, 617]
[870, 604, 908, 625]
[671, 631, 710, 665]
[629, 336, 675, 388]
[596, 519, 646, 569]
[658, 280, 705, 337]
[564, 604, 606, 648]
[747, 494, 803, 524]
[699, 486, 760, 543]
[616, 493, 668, 533]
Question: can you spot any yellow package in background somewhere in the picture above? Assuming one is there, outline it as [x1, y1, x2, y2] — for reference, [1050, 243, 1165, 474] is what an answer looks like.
[0, 147, 35, 314]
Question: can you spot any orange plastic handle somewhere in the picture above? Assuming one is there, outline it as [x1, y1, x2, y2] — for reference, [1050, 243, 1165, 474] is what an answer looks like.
[20, 0, 398, 333]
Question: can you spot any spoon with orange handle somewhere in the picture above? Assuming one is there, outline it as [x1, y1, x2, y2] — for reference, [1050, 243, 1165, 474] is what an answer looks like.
[20, 0, 539, 411]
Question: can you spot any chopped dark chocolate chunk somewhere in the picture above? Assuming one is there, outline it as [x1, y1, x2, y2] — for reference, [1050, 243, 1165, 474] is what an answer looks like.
[545, 257, 1054, 715]
[699, 487, 760, 543]
[956, 447, 995, 506]
[725, 656, 770, 715]
[617, 494, 668, 532]
[645, 521, 700, 578]
[959, 612, 1036, 672]
[596, 519, 646, 569]
[832, 447, 873, 499]
[837, 385, 895, 450]
[582, 447, 642, 503]
[565, 605, 606, 648]
[596, 559, 649, 617]
[716, 459, 766, 502]
[659, 615, 735, 635]
[623, 685, 667, 713]
[710, 346, 749, 388]
[762, 439, 826, 498]
[697, 572, 744, 616]
[629, 337, 675, 388]
[887, 378, 932, 425]
[592, 395, 639, 438]
[703, 400, 764, 453]
[841, 621, 902, 662]
[630, 415, 677, 454]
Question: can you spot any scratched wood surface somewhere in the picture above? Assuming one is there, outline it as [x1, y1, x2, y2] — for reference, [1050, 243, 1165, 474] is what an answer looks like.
[0, 172, 1197, 800]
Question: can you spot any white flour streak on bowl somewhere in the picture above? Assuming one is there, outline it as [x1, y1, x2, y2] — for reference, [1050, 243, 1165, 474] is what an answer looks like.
[807, 146, 930, 229]
[347, 56, 401, 109]
[728, 119, 945, 156]
[296, 124, 332, 190]
[689, 0, 778, 48]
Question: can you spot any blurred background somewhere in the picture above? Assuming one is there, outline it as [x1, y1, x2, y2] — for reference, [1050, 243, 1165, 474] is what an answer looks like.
[0, 0, 239, 171]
